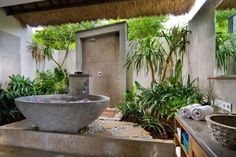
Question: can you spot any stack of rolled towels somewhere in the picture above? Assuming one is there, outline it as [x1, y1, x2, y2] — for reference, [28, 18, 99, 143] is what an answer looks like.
[179, 104, 214, 120]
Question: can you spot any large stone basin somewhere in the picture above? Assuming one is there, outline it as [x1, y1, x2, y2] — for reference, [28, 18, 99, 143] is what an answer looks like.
[15, 95, 109, 133]
[206, 114, 236, 149]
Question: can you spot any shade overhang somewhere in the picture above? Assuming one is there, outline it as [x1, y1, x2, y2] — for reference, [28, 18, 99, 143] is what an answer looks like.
[3, 0, 196, 26]
[217, 0, 236, 10]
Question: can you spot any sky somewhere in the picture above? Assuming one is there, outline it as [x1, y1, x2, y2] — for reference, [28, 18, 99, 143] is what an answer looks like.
[165, 0, 206, 28]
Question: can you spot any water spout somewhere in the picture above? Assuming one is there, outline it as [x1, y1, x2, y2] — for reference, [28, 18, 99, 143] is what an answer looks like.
[69, 72, 90, 98]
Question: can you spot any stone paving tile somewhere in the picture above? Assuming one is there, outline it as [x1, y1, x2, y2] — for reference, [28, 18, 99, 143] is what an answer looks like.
[118, 127, 150, 137]
[83, 119, 152, 139]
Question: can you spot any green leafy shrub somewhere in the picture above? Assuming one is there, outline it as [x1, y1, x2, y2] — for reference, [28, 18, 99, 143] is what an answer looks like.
[117, 81, 143, 123]
[117, 78, 207, 139]
[0, 86, 19, 125]
[34, 68, 69, 94]
[125, 26, 190, 86]
[0, 75, 36, 125]
[127, 16, 167, 40]
[138, 77, 206, 120]
[0, 69, 69, 125]
[34, 70, 57, 95]
[125, 37, 165, 85]
[7, 75, 36, 97]
[54, 68, 69, 94]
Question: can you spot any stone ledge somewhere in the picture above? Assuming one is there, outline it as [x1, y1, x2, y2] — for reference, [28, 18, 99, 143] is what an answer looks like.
[0, 119, 174, 157]
[0, 144, 86, 157]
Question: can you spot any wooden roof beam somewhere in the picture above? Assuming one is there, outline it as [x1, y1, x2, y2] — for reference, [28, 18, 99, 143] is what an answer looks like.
[5, 0, 130, 15]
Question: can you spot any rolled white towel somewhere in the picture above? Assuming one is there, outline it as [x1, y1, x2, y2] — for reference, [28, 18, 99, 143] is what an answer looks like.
[176, 146, 181, 157]
[179, 104, 202, 118]
[191, 105, 214, 121]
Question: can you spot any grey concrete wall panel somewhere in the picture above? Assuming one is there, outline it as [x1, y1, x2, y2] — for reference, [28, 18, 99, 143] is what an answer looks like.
[187, 0, 236, 113]
[76, 22, 128, 107]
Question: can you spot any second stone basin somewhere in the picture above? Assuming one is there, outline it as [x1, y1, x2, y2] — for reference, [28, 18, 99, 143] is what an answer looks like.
[15, 94, 110, 133]
[205, 114, 236, 149]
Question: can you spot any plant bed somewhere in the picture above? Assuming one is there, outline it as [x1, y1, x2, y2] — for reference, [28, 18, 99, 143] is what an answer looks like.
[117, 79, 208, 140]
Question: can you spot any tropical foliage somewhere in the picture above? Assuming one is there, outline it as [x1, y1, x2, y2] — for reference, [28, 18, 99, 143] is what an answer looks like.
[0, 75, 36, 125]
[30, 16, 167, 70]
[119, 25, 207, 139]
[30, 21, 101, 70]
[0, 69, 69, 125]
[126, 16, 168, 40]
[34, 68, 69, 95]
[33, 22, 96, 50]
[27, 42, 46, 70]
[118, 78, 207, 139]
[0, 86, 21, 125]
[215, 9, 236, 73]
[160, 26, 190, 81]
[125, 26, 190, 86]
[216, 32, 236, 72]
[125, 37, 165, 85]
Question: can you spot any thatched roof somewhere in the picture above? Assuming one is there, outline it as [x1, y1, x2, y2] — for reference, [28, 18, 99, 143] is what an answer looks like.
[217, 0, 236, 10]
[3, 0, 196, 26]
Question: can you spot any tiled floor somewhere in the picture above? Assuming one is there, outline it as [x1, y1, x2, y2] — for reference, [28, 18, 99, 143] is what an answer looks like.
[100, 108, 118, 118]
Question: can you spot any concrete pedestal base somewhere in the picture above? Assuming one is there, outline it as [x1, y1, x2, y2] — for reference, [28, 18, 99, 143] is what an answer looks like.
[0, 119, 174, 157]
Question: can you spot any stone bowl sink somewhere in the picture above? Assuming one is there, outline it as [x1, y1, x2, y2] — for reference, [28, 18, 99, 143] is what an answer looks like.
[205, 114, 236, 149]
[15, 94, 110, 133]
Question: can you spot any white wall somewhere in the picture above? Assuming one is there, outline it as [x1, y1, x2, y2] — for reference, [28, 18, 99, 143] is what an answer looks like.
[0, 8, 34, 87]
[58, 49, 76, 74]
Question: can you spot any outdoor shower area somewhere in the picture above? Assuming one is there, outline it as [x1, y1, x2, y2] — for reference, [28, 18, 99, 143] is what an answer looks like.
[0, 22, 175, 157]
[76, 22, 127, 107]
[2, 0, 236, 157]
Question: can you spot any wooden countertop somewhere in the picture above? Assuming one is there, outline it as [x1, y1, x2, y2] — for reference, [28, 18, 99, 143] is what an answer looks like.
[175, 114, 236, 157]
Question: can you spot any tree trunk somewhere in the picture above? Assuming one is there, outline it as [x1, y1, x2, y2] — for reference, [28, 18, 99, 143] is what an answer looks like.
[149, 61, 156, 86]
[51, 57, 62, 70]
[61, 33, 72, 67]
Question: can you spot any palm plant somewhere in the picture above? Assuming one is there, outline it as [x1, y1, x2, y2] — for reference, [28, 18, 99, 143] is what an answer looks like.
[27, 42, 46, 70]
[125, 26, 190, 86]
[125, 37, 165, 86]
[28, 42, 66, 71]
[161, 26, 190, 81]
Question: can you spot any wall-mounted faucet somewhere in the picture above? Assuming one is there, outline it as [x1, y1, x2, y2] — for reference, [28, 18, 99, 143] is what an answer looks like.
[69, 72, 90, 98]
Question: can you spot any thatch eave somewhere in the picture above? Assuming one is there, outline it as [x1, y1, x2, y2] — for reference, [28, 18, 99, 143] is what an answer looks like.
[2, 0, 196, 26]
[217, 0, 236, 10]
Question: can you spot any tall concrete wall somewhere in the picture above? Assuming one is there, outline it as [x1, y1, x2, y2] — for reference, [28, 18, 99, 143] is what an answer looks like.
[187, 0, 236, 113]
[76, 23, 127, 107]
[0, 9, 33, 88]
[186, 0, 218, 87]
